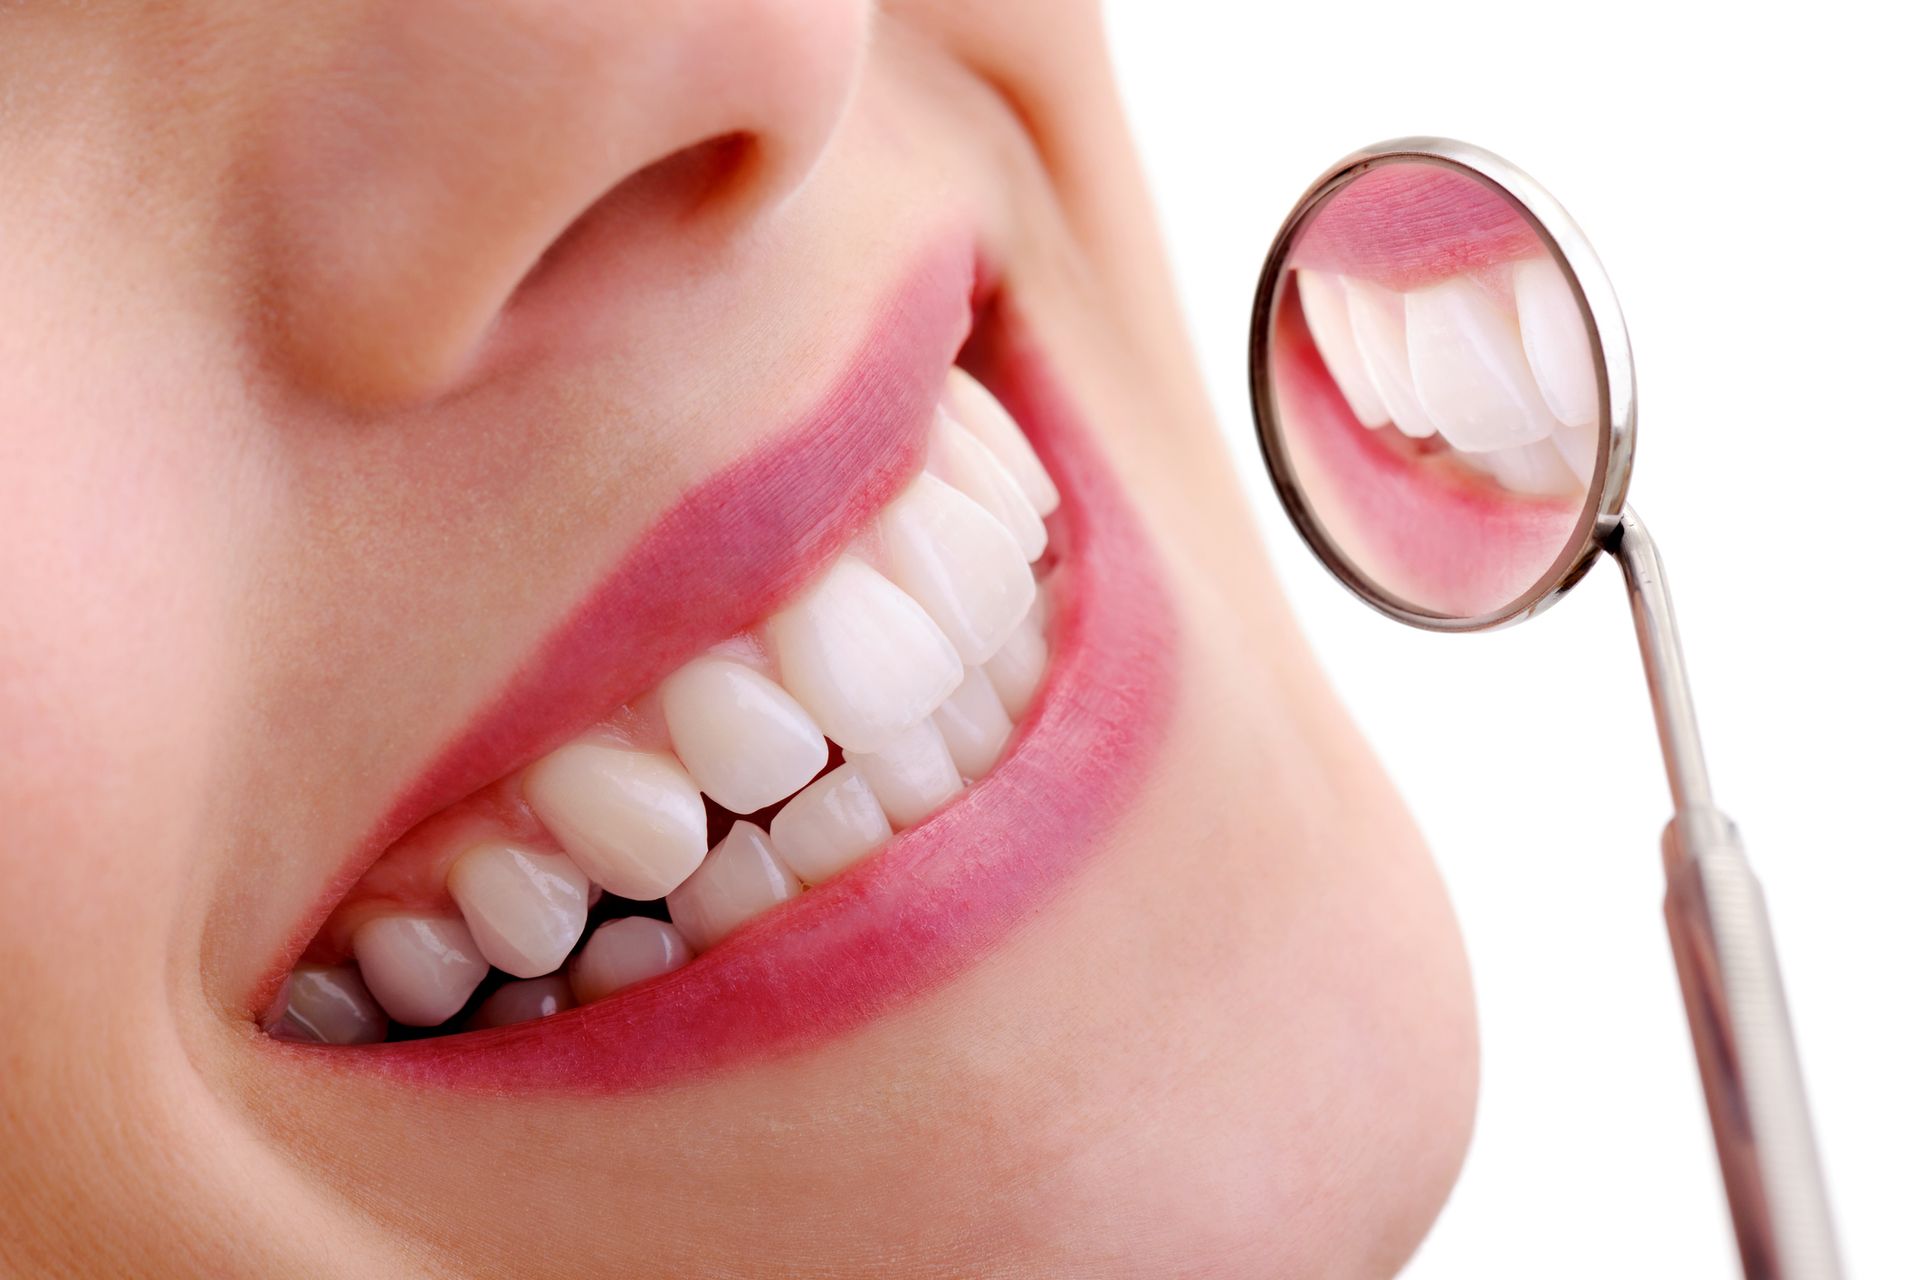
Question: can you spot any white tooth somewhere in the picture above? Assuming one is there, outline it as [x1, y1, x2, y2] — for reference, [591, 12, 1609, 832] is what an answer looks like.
[983, 600, 1047, 718]
[1512, 257, 1600, 432]
[351, 915, 489, 1027]
[929, 410, 1048, 562]
[769, 763, 893, 886]
[522, 744, 708, 901]
[1295, 269, 1391, 429]
[844, 718, 963, 828]
[660, 655, 828, 814]
[665, 822, 802, 953]
[445, 842, 591, 979]
[1549, 417, 1600, 477]
[265, 965, 389, 1045]
[931, 667, 1013, 780]
[880, 472, 1035, 665]
[1458, 438, 1582, 496]
[469, 976, 574, 1028]
[1405, 276, 1559, 452]
[767, 556, 962, 754]
[568, 917, 691, 1003]
[944, 367, 1061, 516]
[1343, 279, 1439, 438]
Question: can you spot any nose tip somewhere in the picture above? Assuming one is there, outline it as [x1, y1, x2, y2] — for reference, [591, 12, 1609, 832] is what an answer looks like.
[256, 0, 869, 407]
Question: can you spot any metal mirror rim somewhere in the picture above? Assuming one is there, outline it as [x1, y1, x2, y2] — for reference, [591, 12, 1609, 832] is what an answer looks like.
[1247, 136, 1637, 632]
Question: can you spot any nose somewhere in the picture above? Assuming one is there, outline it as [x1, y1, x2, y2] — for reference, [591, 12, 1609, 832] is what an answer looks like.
[255, 0, 868, 405]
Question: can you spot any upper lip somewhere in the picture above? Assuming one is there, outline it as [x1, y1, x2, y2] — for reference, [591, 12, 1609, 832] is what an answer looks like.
[257, 238, 977, 1012]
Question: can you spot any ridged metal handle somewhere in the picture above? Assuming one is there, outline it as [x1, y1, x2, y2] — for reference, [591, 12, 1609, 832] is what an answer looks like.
[1664, 807, 1843, 1279]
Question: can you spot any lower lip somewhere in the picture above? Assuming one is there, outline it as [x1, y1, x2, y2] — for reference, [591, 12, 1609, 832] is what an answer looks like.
[278, 306, 1180, 1091]
[1271, 285, 1583, 618]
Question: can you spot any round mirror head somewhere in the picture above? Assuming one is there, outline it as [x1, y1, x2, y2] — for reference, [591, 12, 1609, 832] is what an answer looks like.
[1250, 139, 1634, 628]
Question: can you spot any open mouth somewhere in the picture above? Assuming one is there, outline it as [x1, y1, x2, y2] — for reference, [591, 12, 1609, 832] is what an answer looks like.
[1268, 164, 1599, 617]
[256, 249, 1178, 1086]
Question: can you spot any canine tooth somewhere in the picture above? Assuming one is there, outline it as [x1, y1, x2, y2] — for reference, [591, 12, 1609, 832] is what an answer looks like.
[1405, 276, 1558, 453]
[880, 472, 1035, 665]
[945, 368, 1060, 516]
[845, 718, 963, 828]
[445, 842, 590, 979]
[660, 655, 828, 814]
[351, 914, 489, 1027]
[1512, 257, 1600, 432]
[1296, 269, 1391, 429]
[1458, 438, 1581, 496]
[523, 744, 708, 900]
[1344, 279, 1438, 438]
[469, 976, 574, 1028]
[983, 602, 1047, 718]
[768, 763, 892, 886]
[767, 556, 962, 754]
[665, 822, 802, 953]
[930, 411, 1048, 561]
[931, 667, 1013, 780]
[568, 917, 691, 1003]
[265, 965, 388, 1045]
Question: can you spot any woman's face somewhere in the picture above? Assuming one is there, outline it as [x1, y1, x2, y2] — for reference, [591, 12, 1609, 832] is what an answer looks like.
[0, 3, 1474, 1275]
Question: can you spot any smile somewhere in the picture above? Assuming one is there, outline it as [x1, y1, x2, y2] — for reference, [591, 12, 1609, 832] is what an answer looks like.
[257, 247, 1179, 1088]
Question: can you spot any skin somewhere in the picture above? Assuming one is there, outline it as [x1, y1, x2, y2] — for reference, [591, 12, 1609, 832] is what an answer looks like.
[0, 3, 1477, 1276]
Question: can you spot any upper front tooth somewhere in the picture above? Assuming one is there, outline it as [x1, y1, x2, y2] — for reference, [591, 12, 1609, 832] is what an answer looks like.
[879, 472, 1035, 666]
[522, 744, 709, 900]
[1511, 257, 1601, 432]
[1405, 276, 1559, 453]
[1295, 268, 1391, 429]
[265, 964, 389, 1045]
[665, 821, 803, 953]
[659, 655, 828, 814]
[930, 411, 1048, 562]
[768, 763, 893, 886]
[445, 842, 591, 979]
[943, 368, 1061, 517]
[1343, 279, 1438, 438]
[768, 555, 963, 754]
[351, 914, 489, 1027]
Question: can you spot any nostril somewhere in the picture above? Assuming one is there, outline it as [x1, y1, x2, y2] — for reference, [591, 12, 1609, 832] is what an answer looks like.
[509, 132, 760, 309]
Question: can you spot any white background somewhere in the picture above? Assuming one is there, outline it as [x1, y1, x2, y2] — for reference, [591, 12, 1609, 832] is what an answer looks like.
[1108, 3, 1915, 1274]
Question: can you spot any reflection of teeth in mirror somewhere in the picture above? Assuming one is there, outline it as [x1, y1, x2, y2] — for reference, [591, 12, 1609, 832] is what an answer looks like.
[1404, 276, 1559, 453]
[1452, 437, 1579, 496]
[1296, 269, 1391, 429]
[1512, 259, 1600, 432]
[1298, 258, 1598, 495]
[1344, 279, 1439, 439]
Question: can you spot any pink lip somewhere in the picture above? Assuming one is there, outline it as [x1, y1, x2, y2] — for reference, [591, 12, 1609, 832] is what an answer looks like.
[1290, 162, 1542, 290]
[1271, 284, 1581, 617]
[259, 267, 1179, 1088]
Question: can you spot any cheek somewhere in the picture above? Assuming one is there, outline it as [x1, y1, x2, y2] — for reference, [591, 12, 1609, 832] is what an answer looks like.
[0, 384, 237, 1017]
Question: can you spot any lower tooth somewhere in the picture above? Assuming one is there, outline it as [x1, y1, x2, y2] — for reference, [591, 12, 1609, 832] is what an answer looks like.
[845, 719, 964, 828]
[352, 914, 490, 1027]
[665, 822, 803, 953]
[931, 667, 1013, 780]
[983, 604, 1047, 719]
[768, 763, 893, 886]
[265, 964, 389, 1045]
[445, 842, 591, 979]
[568, 916, 692, 1003]
[469, 976, 574, 1028]
[1465, 438, 1581, 496]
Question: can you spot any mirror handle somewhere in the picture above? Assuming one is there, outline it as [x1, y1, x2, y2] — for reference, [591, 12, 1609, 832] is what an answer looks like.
[1610, 509, 1844, 1277]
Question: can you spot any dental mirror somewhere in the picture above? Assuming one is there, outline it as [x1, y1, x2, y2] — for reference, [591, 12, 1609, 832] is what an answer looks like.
[1250, 139, 1844, 1279]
